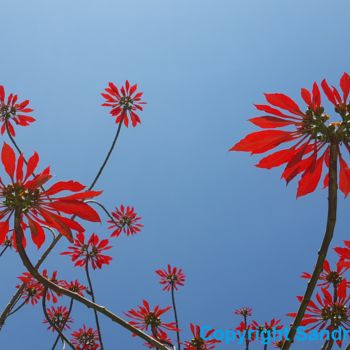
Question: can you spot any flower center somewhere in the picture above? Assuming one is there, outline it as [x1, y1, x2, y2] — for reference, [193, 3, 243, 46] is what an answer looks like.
[144, 312, 161, 327]
[79, 333, 95, 346]
[326, 271, 343, 285]
[0, 104, 16, 121]
[321, 304, 348, 327]
[190, 337, 205, 349]
[167, 274, 178, 284]
[3, 183, 40, 212]
[119, 96, 134, 111]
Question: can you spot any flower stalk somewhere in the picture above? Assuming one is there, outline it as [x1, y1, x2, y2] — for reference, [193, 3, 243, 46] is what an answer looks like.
[282, 138, 338, 350]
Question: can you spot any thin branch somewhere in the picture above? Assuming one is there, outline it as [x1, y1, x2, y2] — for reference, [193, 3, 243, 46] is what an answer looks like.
[7, 298, 28, 316]
[171, 285, 181, 350]
[13, 209, 169, 350]
[282, 140, 338, 350]
[0, 245, 8, 257]
[42, 288, 75, 350]
[85, 261, 104, 350]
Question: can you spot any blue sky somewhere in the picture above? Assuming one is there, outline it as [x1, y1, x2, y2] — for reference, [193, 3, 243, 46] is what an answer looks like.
[1, 0, 350, 349]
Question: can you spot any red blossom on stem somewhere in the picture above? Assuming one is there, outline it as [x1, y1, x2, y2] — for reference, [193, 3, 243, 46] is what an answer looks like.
[71, 325, 100, 350]
[61, 232, 112, 270]
[301, 259, 349, 288]
[108, 205, 143, 237]
[155, 264, 186, 292]
[0, 85, 35, 137]
[17, 272, 44, 305]
[183, 324, 221, 350]
[287, 279, 350, 331]
[43, 305, 73, 332]
[0, 143, 102, 248]
[234, 307, 253, 317]
[61, 280, 88, 296]
[101, 81, 146, 127]
[230, 73, 350, 197]
[125, 300, 177, 337]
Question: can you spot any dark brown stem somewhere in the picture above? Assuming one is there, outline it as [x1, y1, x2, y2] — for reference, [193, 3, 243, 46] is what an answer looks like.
[51, 299, 74, 350]
[282, 140, 338, 350]
[0, 245, 8, 257]
[13, 210, 168, 350]
[321, 341, 329, 350]
[7, 298, 28, 316]
[85, 261, 104, 350]
[171, 285, 181, 350]
[42, 288, 75, 350]
[244, 315, 249, 350]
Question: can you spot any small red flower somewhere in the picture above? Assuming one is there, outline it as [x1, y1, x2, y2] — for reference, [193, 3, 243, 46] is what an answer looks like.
[108, 205, 143, 237]
[61, 232, 112, 270]
[251, 319, 283, 333]
[144, 329, 173, 348]
[125, 300, 177, 337]
[17, 272, 44, 305]
[71, 325, 100, 350]
[335, 241, 350, 270]
[234, 307, 253, 317]
[0, 86, 35, 137]
[61, 280, 88, 296]
[0, 143, 102, 248]
[101, 81, 146, 127]
[230, 73, 350, 197]
[183, 324, 221, 350]
[43, 305, 73, 332]
[301, 259, 349, 288]
[155, 264, 186, 292]
[273, 336, 286, 349]
[287, 279, 350, 331]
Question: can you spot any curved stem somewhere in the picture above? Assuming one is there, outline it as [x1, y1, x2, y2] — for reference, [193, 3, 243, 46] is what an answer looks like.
[0, 122, 124, 330]
[42, 288, 75, 350]
[0, 245, 8, 257]
[7, 298, 28, 316]
[85, 261, 104, 350]
[171, 285, 181, 350]
[12, 210, 168, 350]
[325, 339, 334, 350]
[282, 140, 338, 350]
[51, 299, 74, 350]
[89, 119, 123, 190]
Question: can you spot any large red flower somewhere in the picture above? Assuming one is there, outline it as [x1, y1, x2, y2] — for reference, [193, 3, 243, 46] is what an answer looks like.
[61, 232, 112, 269]
[71, 325, 100, 350]
[0, 143, 101, 248]
[183, 324, 221, 350]
[101, 81, 146, 127]
[125, 300, 177, 337]
[108, 205, 143, 237]
[0, 86, 35, 137]
[287, 279, 350, 331]
[230, 73, 350, 197]
[155, 264, 186, 292]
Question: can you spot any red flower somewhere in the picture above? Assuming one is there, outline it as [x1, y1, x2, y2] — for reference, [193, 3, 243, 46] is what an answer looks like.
[17, 272, 44, 305]
[155, 264, 186, 292]
[287, 279, 350, 331]
[71, 325, 100, 350]
[234, 307, 253, 317]
[125, 300, 177, 337]
[335, 241, 350, 270]
[101, 81, 146, 127]
[144, 329, 173, 348]
[61, 280, 88, 296]
[230, 73, 350, 197]
[61, 232, 112, 270]
[43, 305, 73, 332]
[108, 205, 143, 237]
[0, 86, 35, 137]
[251, 319, 283, 333]
[322, 73, 350, 115]
[0, 143, 102, 248]
[273, 336, 286, 349]
[183, 324, 221, 350]
[301, 259, 349, 288]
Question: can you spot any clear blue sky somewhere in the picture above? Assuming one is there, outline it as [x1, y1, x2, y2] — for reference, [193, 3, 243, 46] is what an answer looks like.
[1, 1, 350, 349]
